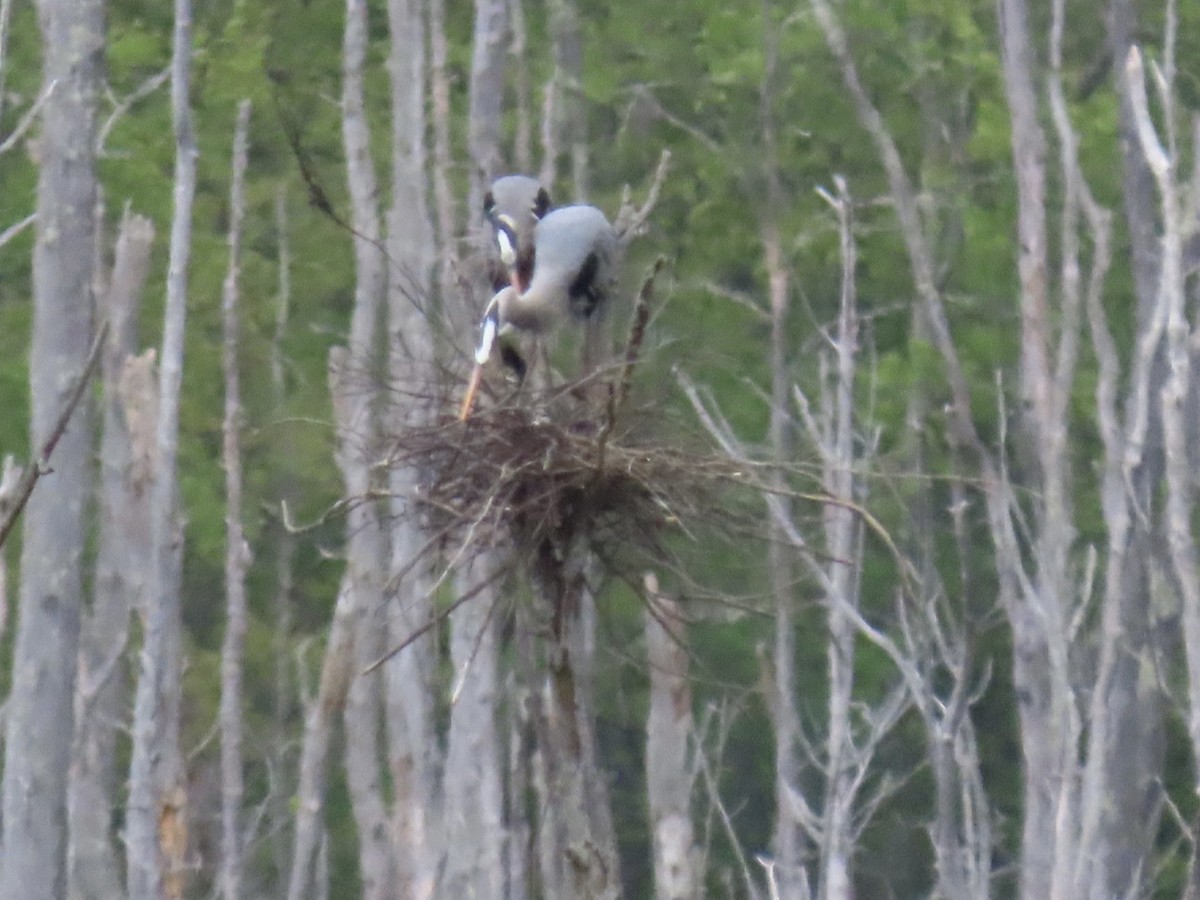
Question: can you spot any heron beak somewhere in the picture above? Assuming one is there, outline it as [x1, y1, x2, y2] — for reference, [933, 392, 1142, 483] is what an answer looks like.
[459, 364, 484, 421]
[460, 312, 498, 421]
[496, 229, 516, 267]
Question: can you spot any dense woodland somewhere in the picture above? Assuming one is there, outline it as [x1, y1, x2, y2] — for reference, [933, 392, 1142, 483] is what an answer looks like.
[1, 0, 1199, 896]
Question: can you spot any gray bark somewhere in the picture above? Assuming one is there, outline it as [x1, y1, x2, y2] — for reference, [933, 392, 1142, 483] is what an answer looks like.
[1, 0, 102, 894]
[994, 4, 1076, 896]
[441, 564, 506, 898]
[760, 17, 803, 888]
[547, 0, 586, 199]
[814, 180, 860, 900]
[337, 0, 393, 896]
[644, 575, 698, 900]
[125, 0, 196, 891]
[428, 0, 457, 305]
[285, 574, 357, 900]
[436, 5, 514, 896]
[268, 182, 297, 889]
[70, 210, 155, 900]
[218, 99, 252, 900]
[508, 0, 532, 174]
[529, 539, 621, 899]
[384, 0, 438, 894]
[467, 0, 508, 216]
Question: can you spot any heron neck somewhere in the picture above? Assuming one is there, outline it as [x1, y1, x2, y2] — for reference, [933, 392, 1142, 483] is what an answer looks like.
[499, 282, 561, 332]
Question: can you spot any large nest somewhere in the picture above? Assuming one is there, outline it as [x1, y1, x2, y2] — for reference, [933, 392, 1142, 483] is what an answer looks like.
[388, 388, 741, 579]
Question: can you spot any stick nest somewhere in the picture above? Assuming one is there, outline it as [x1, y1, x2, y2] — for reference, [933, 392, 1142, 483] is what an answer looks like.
[388, 393, 738, 571]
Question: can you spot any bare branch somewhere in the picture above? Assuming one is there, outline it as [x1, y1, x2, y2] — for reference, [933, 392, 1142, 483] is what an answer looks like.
[0, 213, 35, 250]
[0, 321, 108, 551]
[1124, 47, 1170, 182]
[613, 149, 672, 244]
[0, 79, 58, 156]
[97, 66, 171, 155]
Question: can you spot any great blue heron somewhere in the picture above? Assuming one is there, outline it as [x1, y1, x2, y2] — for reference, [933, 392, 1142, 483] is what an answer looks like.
[483, 175, 552, 293]
[460, 204, 618, 420]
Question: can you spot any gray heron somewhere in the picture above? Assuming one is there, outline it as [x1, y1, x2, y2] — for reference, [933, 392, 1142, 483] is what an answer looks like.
[483, 175, 552, 293]
[460, 204, 618, 420]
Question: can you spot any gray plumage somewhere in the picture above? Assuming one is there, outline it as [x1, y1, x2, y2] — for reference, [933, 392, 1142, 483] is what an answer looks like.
[483, 175, 551, 292]
[493, 204, 617, 333]
[462, 204, 619, 419]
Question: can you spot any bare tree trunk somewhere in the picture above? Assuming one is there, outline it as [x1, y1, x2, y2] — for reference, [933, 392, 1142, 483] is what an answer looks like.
[338, 0, 392, 896]
[428, 0, 457, 304]
[644, 574, 698, 900]
[814, 179, 860, 900]
[384, 0, 438, 894]
[992, 5, 1080, 896]
[1, 0, 102, 895]
[70, 212, 154, 900]
[437, 5, 514, 895]
[125, 0, 196, 892]
[467, 0, 508, 216]
[508, 0, 532, 174]
[285, 577, 356, 900]
[441, 563, 506, 898]
[1120, 18, 1198, 897]
[218, 99, 252, 900]
[530, 536, 622, 900]
[547, 0, 586, 199]
[268, 181, 297, 890]
[759, 11, 803, 889]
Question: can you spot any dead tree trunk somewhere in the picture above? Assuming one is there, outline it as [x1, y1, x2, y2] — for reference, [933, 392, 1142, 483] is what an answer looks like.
[338, 0, 393, 896]
[546, 0, 586, 198]
[285, 574, 357, 900]
[268, 182, 297, 891]
[383, 0, 438, 892]
[70, 211, 155, 900]
[125, 0, 196, 892]
[1, 0, 102, 895]
[441, 561, 506, 898]
[528, 533, 622, 900]
[466, 0, 508, 217]
[437, 2, 512, 894]
[759, 9, 803, 891]
[644, 574, 698, 900]
[218, 99, 252, 900]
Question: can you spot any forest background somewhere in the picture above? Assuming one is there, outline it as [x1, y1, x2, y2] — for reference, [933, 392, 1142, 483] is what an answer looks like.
[0, 0, 1199, 897]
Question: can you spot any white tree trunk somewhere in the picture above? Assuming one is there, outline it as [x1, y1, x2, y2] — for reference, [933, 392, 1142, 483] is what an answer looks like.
[337, 0, 393, 896]
[442, 562, 506, 898]
[218, 99, 252, 900]
[383, 0, 438, 893]
[125, 0, 196, 892]
[285, 574, 357, 900]
[2, 0, 102, 894]
[467, 0, 508, 216]
[70, 211, 155, 900]
[644, 574, 698, 900]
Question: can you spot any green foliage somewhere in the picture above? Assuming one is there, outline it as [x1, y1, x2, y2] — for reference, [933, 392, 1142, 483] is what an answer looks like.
[3, 0, 1199, 893]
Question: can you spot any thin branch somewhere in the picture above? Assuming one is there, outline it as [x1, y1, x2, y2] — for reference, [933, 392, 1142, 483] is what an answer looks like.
[0, 213, 35, 250]
[0, 78, 58, 156]
[97, 66, 171, 154]
[613, 149, 672, 244]
[0, 320, 109, 551]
